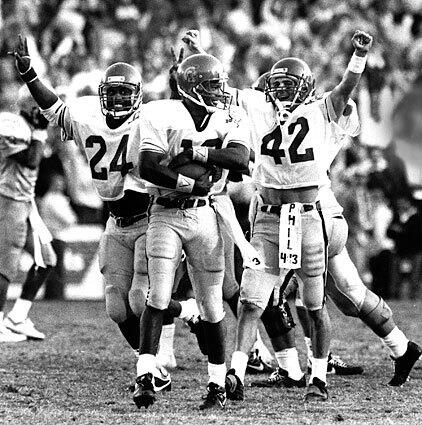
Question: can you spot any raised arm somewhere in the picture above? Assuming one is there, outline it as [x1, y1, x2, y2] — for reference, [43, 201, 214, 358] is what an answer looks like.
[10, 35, 58, 109]
[328, 30, 373, 120]
[181, 30, 207, 55]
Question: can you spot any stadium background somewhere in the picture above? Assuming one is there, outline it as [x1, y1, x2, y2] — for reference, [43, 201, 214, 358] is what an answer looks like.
[1, 0, 422, 300]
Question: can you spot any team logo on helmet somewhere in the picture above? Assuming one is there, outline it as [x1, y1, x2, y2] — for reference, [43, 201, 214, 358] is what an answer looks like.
[176, 54, 231, 113]
[184, 67, 197, 83]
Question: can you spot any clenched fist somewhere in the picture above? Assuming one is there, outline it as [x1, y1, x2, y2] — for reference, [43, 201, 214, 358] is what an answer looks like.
[351, 30, 373, 56]
[182, 30, 206, 54]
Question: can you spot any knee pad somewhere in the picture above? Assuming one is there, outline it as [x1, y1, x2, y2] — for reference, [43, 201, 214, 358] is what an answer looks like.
[261, 301, 295, 338]
[239, 299, 264, 320]
[146, 286, 172, 311]
[105, 285, 129, 323]
[302, 243, 325, 277]
[299, 274, 325, 311]
[358, 289, 393, 336]
[240, 268, 279, 310]
[194, 280, 225, 323]
[128, 288, 146, 317]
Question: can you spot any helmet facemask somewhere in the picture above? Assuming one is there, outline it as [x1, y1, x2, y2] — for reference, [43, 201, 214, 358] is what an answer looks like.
[180, 76, 231, 113]
[266, 72, 315, 120]
[99, 81, 142, 119]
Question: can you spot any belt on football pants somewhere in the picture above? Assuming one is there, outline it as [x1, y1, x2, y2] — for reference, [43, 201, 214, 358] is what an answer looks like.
[260, 200, 321, 215]
[109, 211, 148, 227]
[155, 197, 208, 210]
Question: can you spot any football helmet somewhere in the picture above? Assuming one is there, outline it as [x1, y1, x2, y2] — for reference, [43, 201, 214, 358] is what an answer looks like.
[98, 62, 142, 119]
[18, 85, 49, 129]
[251, 72, 270, 92]
[176, 54, 231, 113]
[265, 58, 315, 112]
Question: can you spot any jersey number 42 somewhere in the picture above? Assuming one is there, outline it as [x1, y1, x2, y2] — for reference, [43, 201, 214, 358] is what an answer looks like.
[261, 117, 314, 165]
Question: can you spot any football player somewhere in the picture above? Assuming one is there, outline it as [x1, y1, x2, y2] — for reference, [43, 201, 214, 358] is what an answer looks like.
[134, 53, 251, 410]
[252, 98, 422, 389]
[0, 87, 56, 342]
[184, 30, 422, 392]
[189, 29, 374, 402]
[10, 36, 199, 370]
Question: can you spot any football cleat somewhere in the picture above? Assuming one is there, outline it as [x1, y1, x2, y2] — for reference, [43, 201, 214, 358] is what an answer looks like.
[199, 382, 226, 410]
[187, 317, 208, 355]
[246, 349, 275, 374]
[128, 365, 171, 393]
[133, 373, 156, 409]
[307, 353, 364, 376]
[388, 341, 422, 387]
[4, 316, 45, 340]
[0, 321, 27, 342]
[225, 368, 244, 401]
[305, 377, 328, 402]
[251, 367, 306, 388]
[152, 366, 172, 392]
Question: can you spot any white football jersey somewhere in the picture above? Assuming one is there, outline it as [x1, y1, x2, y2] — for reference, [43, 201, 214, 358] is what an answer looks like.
[238, 89, 354, 190]
[138, 100, 250, 198]
[0, 112, 37, 202]
[42, 96, 145, 201]
[318, 97, 360, 214]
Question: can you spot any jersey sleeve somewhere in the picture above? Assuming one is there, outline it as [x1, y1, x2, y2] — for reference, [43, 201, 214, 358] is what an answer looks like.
[138, 115, 169, 155]
[224, 108, 252, 150]
[41, 98, 74, 140]
[335, 99, 360, 137]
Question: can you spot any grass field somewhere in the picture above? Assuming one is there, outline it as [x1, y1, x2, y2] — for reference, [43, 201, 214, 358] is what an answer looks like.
[0, 299, 421, 425]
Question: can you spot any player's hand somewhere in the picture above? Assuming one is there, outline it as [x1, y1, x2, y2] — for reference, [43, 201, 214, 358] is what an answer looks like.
[169, 46, 184, 96]
[168, 150, 193, 169]
[8, 34, 31, 74]
[192, 170, 213, 196]
[351, 30, 372, 55]
[182, 30, 206, 54]
[169, 46, 184, 75]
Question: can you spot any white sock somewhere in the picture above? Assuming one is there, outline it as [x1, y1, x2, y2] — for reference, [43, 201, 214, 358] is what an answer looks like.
[252, 329, 262, 350]
[274, 348, 303, 380]
[157, 324, 175, 356]
[310, 357, 328, 384]
[230, 350, 249, 384]
[8, 299, 32, 323]
[178, 298, 199, 321]
[304, 337, 313, 364]
[136, 353, 156, 376]
[208, 362, 226, 387]
[252, 329, 274, 363]
[382, 326, 409, 358]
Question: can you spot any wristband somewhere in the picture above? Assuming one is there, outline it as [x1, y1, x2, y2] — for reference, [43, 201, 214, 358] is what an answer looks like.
[347, 52, 367, 74]
[176, 174, 195, 193]
[192, 146, 208, 163]
[20, 67, 38, 83]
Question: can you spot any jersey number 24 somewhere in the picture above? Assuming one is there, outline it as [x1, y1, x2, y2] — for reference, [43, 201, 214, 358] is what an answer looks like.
[85, 135, 133, 180]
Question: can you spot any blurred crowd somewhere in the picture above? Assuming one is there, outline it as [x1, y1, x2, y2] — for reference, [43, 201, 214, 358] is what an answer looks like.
[1, 0, 422, 298]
